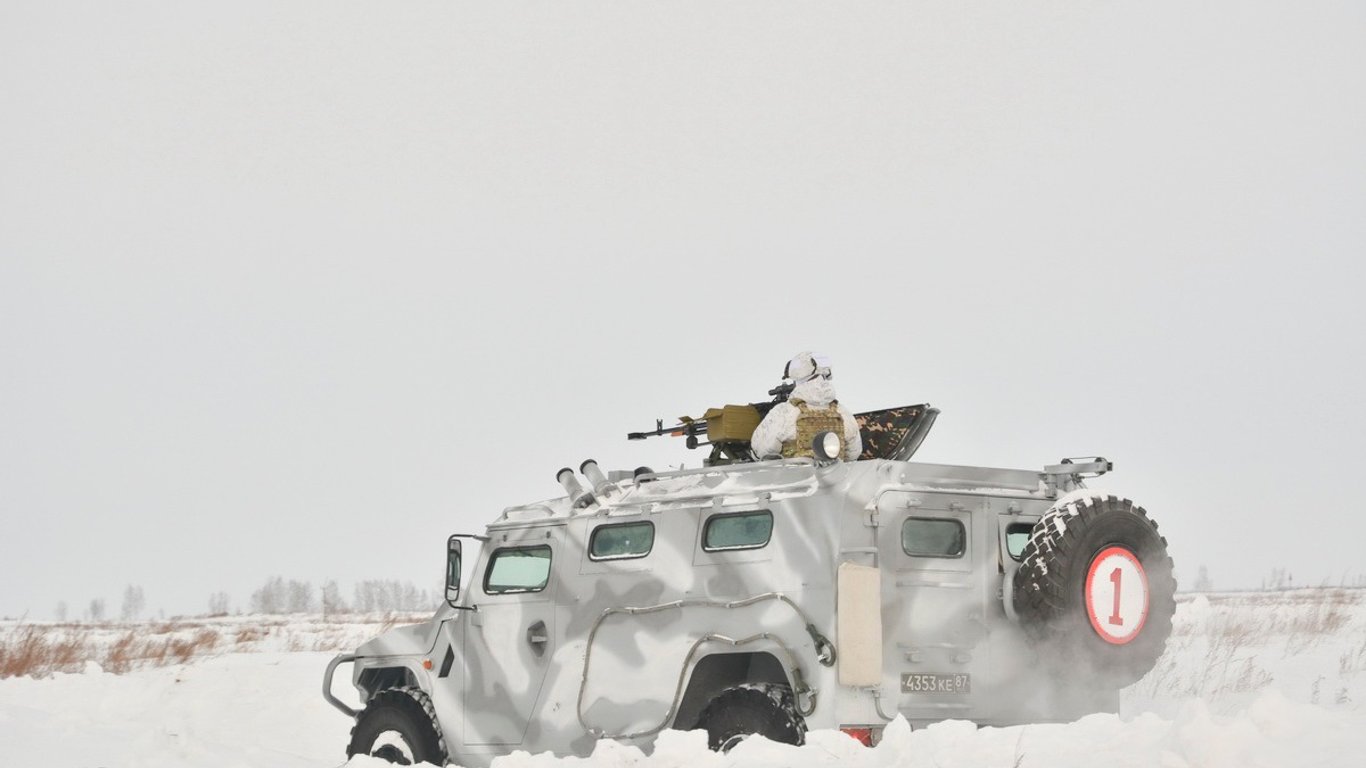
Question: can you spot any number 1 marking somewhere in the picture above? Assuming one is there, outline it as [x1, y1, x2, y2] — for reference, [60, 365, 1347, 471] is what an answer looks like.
[1109, 567, 1124, 626]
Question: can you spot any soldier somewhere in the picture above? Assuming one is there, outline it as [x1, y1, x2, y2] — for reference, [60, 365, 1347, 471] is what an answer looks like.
[751, 352, 862, 461]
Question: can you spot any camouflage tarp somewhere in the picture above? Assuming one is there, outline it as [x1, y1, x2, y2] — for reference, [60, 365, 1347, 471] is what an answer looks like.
[855, 405, 927, 461]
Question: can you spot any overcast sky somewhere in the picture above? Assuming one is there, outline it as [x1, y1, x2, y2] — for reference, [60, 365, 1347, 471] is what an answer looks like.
[2, 2, 1364, 619]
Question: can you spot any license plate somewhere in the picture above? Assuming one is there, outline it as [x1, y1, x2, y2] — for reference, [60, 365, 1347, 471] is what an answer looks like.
[901, 673, 971, 694]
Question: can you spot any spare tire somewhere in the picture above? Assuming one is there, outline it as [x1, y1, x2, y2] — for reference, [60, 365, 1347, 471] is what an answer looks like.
[1012, 494, 1176, 687]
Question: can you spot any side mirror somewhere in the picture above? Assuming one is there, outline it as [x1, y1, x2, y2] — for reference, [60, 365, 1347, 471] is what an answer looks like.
[445, 536, 462, 607]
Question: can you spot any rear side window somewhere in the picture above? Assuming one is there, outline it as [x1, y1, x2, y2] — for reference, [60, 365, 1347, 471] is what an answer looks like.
[902, 518, 965, 558]
[1005, 522, 1034, 561]
[703, 510, 773, 551]
[484, 545, 552, 594]
[590, 521, 655, 561]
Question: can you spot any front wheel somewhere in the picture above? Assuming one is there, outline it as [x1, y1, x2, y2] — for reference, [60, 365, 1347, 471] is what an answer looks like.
[697, 683, 806, 752]
[346, 687, 447, 766]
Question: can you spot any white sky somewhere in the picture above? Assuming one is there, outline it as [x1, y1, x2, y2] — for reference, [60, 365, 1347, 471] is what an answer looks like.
[2, 2, 1364, 618]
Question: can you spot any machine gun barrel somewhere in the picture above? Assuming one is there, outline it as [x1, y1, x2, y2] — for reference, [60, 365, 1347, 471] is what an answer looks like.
[627, 418, 706, 441]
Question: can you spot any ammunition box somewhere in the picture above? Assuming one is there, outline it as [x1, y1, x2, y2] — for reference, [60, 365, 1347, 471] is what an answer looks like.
[703, 404, 762, 442]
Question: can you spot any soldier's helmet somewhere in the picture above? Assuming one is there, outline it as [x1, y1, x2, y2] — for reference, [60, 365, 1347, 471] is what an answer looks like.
[784, 351, 832, 383]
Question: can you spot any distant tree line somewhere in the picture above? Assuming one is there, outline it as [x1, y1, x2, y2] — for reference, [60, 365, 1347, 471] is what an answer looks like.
[244, 576, 436, 615]
[47, 584, 147, 622]
[49, 578, 437, 621]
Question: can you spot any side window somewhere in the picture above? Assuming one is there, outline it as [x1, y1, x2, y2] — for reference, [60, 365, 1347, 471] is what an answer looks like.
[703, 510, 773, 552]
[1005, 522, 1034, 561]
[484, 545, 552, 594]
[589, 521, 655, 561]
[902, 517, 965, 559]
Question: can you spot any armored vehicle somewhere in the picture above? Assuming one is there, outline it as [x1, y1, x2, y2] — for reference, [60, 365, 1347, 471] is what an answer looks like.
[324, 401, 1176, 766]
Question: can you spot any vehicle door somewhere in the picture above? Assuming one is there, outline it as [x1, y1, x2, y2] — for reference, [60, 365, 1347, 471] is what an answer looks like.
[463, 527, 561, 746]
[877, 493, 985, 721]
[997, 510, 1041, 616]
[426, 616, 467, 749]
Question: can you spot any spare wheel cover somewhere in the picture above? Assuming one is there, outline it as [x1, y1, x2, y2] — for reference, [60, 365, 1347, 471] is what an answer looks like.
[1084, 545, 1150, 645]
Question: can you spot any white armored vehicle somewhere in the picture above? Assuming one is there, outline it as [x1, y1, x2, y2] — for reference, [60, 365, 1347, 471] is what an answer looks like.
[324, 398, 1176, 765]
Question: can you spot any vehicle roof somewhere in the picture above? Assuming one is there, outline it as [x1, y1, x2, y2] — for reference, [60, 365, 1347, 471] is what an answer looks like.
[489, 458, 1055, 530]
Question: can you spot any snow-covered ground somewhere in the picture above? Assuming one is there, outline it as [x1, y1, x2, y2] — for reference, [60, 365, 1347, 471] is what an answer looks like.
[3, 590, 1364, 767]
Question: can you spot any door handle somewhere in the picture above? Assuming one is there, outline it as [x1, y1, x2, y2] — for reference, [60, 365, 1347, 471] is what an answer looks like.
[526, 620, 548, 657]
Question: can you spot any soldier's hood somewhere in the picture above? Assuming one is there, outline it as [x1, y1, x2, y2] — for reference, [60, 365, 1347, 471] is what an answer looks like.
[791, 376, 837, 406]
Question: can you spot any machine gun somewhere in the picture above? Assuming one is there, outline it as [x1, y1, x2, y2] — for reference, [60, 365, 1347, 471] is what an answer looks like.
[628, 382, 942, 468]
[627, 383, 794, 465]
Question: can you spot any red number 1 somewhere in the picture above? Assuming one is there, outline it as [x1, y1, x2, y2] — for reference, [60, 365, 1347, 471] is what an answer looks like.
[1108, 568, 1124, 626]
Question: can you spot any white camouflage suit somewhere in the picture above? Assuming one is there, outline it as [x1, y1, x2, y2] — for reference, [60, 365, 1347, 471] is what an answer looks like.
[751, 353, 863, 461]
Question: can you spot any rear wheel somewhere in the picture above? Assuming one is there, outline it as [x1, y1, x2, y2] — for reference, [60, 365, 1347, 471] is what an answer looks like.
[697, 683, 805, 752]
[347, 687, 447, 766]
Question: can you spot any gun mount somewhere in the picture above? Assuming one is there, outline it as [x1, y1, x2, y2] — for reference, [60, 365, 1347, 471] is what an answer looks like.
[629, 390, 940, 467]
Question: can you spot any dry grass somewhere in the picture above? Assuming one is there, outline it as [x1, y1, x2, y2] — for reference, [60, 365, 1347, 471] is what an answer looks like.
[1340, 637, 1366, 676]
[1139, 588, 1363, 702]
[1145, 623, 1275, 699]
[1174, 589, 1358, 639]
[0, 625, 91, 679]
[100, 627, 220, 675]
[2, 621, 230, 679]
[101, 632, 138, 674]
[1, 612, 429, 679]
